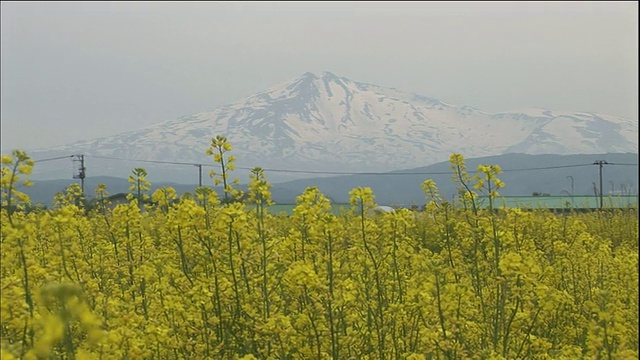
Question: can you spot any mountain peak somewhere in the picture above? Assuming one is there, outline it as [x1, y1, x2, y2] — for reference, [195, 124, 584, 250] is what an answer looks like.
[30, 73, 638, 184]
[296, 71, 341, 81]
[299, 71, 318, 80]
[320, 71, 339, 79]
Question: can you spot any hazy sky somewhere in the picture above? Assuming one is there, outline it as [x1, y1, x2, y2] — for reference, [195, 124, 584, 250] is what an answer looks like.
[1, 1, 638, 152]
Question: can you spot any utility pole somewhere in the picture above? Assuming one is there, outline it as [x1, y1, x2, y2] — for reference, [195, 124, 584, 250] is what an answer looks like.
[593, 160, 608, 209]
[196, 164, 202, 187]
[566, 175, 574, 208]
[73, 154, 86, 196]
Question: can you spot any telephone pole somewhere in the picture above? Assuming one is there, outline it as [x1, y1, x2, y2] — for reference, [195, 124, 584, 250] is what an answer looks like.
[73, 154, 86, 196]
[593, 160, 608, 209]
[566, 175, 574, 208]
[196, 164, 203, 187]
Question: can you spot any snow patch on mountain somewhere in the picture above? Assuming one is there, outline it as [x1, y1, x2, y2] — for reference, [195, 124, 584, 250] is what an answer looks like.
[33, 71, 638, 183]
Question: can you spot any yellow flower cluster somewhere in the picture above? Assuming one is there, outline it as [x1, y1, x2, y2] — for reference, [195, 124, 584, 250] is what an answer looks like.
[1, 146, 637, 359]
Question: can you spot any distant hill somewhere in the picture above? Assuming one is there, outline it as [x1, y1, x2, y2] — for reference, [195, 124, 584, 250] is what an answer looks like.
[274, 152, 639, 206]
[18, 153, 638, 207]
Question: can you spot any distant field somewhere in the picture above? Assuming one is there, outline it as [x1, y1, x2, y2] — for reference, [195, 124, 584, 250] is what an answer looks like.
[479, 195, 638, 209]
[260, 195, 639, 216]
[251, 203, 352, 216]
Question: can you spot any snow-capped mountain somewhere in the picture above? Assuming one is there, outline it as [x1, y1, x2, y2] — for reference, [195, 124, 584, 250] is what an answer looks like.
[28, 71, 638, 183]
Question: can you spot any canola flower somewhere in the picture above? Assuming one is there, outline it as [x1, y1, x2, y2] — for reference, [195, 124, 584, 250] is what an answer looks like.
[1, 144, 638, 359]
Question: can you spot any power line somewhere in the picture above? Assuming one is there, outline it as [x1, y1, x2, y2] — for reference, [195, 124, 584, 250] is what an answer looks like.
[237, 163, 601, 175]
[81, 154, 606, 175]
[87, 154, 207, 167]
[235, 167, 454, 175]
[33, 155, 74, 163]
[607, 163, 639, 166]
[500, 163, 593, 172]
[86, 154, 213, 185]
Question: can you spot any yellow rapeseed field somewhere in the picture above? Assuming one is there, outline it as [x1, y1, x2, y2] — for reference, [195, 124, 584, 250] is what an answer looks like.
[1, 140, 638, 359]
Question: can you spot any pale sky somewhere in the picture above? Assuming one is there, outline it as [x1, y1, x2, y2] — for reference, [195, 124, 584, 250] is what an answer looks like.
[1, 1, 638, 153]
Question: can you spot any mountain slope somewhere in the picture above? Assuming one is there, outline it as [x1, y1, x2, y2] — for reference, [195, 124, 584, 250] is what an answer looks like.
[26, 71, 638, 183]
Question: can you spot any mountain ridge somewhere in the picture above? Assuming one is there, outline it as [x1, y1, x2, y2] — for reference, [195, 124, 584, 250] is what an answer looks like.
[21, 71, 639, 184]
